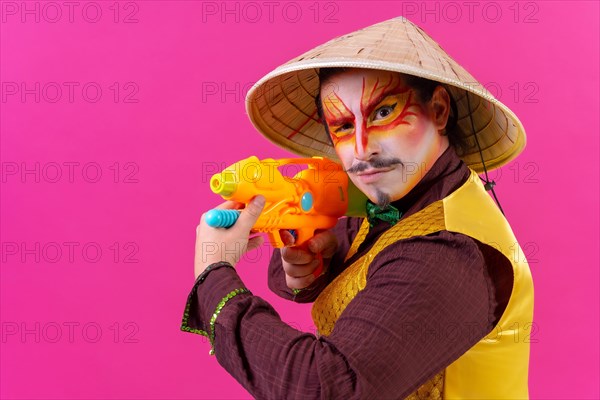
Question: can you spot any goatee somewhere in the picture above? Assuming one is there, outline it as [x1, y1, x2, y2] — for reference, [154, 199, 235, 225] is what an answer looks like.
[375, 189, 391, 209]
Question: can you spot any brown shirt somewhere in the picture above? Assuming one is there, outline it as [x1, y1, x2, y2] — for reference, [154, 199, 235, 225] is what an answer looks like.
[182, 146, 505, 399]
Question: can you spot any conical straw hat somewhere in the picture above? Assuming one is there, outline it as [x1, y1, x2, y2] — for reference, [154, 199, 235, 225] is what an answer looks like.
[245, 16, 526, 172]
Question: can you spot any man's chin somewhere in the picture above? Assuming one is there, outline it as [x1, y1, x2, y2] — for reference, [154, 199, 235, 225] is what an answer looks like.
[359, 186, 390, 208]
[354, 170, 421, 207]
[354, 179, 409, 207]
[366, 185, 412, 207]
[375, 190, 391, 208]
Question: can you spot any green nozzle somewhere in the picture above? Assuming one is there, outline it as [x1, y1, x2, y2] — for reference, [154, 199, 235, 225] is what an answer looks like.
[210, 172, 237, 196]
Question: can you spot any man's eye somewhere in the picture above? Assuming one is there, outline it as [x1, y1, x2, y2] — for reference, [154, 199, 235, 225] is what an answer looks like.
[373, 103, 397, 120]
[335, 123, 353, 133]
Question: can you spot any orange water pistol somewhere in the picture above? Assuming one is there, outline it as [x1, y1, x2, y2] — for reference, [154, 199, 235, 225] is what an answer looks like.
[206, 156, 367, 248]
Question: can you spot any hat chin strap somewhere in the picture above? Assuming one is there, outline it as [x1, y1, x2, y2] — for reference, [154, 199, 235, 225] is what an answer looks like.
[466, 91, 505, 216]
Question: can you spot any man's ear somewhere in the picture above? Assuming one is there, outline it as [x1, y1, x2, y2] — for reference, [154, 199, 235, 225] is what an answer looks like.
[430, 86, 451, 133]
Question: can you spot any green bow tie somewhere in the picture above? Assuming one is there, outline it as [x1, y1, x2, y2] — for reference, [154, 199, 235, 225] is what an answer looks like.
[366, 201, 402, 227]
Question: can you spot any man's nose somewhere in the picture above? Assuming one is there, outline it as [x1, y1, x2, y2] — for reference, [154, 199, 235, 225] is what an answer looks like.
[354, 126, 380, 161]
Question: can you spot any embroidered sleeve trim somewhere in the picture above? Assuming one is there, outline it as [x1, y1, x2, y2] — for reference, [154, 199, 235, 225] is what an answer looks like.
[208, 288, 251, 355]
[180, 275, 209, 337]
[180, 262, 235, 338]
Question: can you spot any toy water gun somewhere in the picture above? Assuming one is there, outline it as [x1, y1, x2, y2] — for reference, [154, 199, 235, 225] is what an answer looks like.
[206, 156, 367, 248]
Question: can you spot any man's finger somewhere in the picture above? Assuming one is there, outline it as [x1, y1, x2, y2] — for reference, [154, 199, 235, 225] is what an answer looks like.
[286, 274, 316, 290]
[283, 259, 320, 278]
[246, 235, 265, 253]
[307, 230, 338, 258]
[281, 246, 313, 264]
[280, 230, 296, 247]
[235, 195, 266, 232]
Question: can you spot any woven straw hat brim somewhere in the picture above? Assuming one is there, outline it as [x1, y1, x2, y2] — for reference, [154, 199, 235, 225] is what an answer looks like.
[245, 17, 526, 172]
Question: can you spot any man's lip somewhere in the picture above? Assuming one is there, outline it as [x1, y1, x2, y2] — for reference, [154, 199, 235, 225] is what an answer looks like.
[354, 168, 394, 176]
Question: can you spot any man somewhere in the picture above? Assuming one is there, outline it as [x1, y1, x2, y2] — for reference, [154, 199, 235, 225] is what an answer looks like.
[181, 16, 534, 399]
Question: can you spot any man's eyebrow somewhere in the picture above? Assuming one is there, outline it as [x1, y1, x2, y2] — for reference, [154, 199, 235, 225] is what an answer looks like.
[322, 92, 353, 124]
[326, 116, 354, 126]
[362, 76, 409, 116]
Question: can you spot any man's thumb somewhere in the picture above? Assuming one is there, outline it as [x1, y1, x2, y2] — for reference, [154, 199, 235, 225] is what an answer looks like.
[237, 195, 265, 230]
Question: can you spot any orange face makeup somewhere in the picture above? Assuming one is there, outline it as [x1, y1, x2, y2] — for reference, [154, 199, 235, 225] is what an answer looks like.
[318, 69, 450, 206]
[322, 74, 422, 148]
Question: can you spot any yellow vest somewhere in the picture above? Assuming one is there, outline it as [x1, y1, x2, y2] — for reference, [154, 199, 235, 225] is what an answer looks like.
[311, 169, 534, 399]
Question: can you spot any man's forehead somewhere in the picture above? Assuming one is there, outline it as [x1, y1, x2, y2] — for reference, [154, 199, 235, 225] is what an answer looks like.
[320, 69, 405, 98]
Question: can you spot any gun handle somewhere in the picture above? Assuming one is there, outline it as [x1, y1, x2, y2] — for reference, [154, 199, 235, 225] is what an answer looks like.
[289, 229, 325, 277]
[266, 231, 286, 248]
[293, 238, 324, 279]
[293, 228, 315, 247]
[312, 253, 324, 278]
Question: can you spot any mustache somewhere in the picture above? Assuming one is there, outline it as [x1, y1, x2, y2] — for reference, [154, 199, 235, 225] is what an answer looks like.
[345, 157, 404, 174]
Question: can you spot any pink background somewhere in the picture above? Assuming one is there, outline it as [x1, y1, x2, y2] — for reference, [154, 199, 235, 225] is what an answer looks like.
[1, 1, 598, 399]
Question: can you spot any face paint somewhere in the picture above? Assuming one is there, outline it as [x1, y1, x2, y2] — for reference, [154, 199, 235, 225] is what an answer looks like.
[322, 74, 422, 148]
[319, 69, 450, 204]
[322, 92, 354, 145]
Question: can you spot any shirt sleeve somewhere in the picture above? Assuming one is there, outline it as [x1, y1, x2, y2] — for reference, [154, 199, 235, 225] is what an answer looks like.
[181, 230, 495, 400]
[267, 216, 362, 303]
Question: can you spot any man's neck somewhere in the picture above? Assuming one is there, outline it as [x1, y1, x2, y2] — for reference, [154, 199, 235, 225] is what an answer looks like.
[389, 146, 469, 220]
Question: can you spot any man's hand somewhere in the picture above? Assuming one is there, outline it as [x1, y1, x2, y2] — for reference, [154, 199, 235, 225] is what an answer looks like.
[280, 229, 338, 290]
[194, 196, 266, 279]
